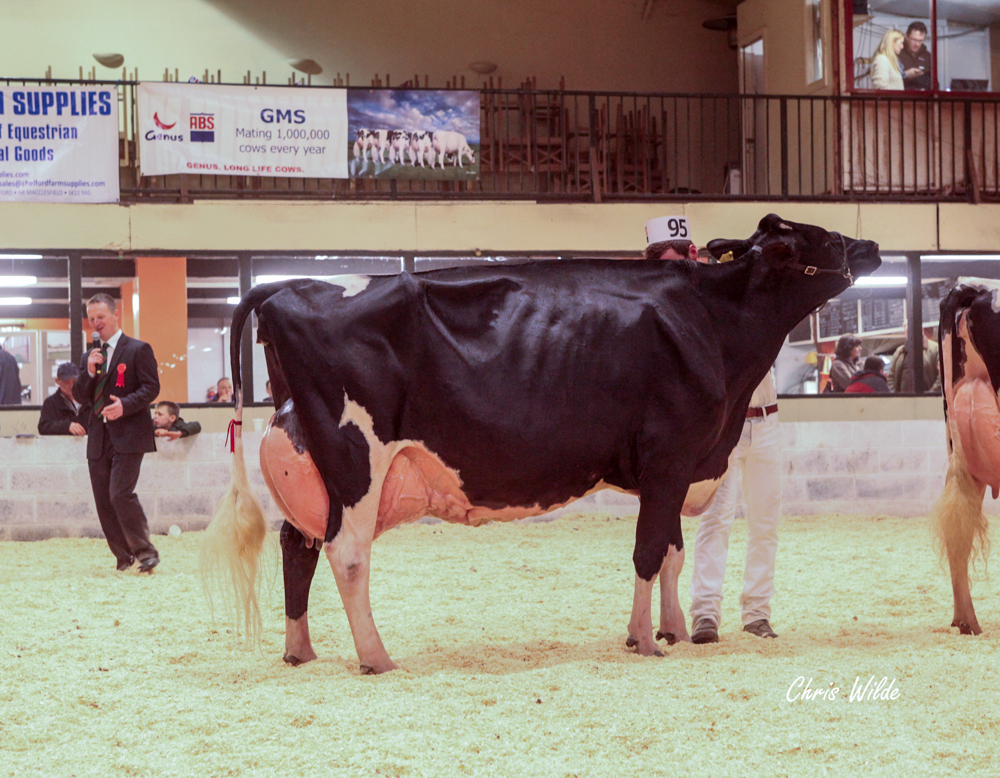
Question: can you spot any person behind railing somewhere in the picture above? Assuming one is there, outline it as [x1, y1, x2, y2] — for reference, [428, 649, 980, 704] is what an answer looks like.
[899, 21, 931, 90]
[152, 400, 201, 441]
[0, 346, 22, 405]
[214, 376, 233, 403]
[888, 323, 941, 393]
[37, 362, 88, 436]
[845, 356, 891, 394]
[871, 29, 905, 90]
[829, 334, 863, 392]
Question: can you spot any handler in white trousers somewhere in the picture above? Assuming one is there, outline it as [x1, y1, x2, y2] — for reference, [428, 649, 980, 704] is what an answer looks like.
[689, 369, 782, 643]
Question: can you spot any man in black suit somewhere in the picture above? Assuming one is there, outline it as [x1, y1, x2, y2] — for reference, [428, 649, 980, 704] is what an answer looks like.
[38, 362, 89, 435]
[74, 294, 161, 573]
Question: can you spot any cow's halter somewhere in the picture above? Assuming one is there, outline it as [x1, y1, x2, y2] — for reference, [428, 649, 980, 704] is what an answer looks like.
[754, 232, 854, 287]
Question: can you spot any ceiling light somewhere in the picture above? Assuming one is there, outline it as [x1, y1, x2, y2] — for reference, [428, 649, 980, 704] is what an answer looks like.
[468, 61, 498, 75]
[854, 276, 908, 287]
[93, 53, 125, 68]
[0, 254, 42, 260]
[227, 297, 241, 305]
[0, 276, 37, 286]
[0, 298, 32, 306]
[288, 58, 323, 75]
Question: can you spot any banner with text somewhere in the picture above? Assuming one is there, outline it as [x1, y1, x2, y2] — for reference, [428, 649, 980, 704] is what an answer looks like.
[0, 86, 120, 203]
[137, 82, 348, 178]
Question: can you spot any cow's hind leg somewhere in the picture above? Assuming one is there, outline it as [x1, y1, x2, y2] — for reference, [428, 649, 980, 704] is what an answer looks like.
[280, 522, 321, 666]
[326, 521, 398, 674]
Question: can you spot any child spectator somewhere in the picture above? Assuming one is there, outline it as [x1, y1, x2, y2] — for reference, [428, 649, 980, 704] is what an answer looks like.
[152, 401, 202, 440]
[38, 362, 88, 436]
[846, 356, 891, 394]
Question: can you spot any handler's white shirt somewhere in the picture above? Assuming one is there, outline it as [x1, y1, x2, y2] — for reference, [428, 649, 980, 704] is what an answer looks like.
[749, 369, 777, 409]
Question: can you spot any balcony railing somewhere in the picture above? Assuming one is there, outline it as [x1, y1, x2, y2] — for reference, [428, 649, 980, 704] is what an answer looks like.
[6, 77, 1000, 203]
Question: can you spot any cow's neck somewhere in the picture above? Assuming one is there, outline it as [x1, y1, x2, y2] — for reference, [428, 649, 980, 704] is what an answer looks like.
[700, 260, 842, 398]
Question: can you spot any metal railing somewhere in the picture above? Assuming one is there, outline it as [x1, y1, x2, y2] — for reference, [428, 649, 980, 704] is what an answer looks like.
[5, 77, 1000, 203]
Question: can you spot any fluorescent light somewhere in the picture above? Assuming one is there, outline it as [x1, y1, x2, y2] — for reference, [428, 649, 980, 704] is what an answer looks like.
[255, 274, 304, 285]
[0, 276, 37, 286]
[920, 254, 1000, 261]
[0, 254, 42, 260]
[0, 297, 31, 305]
[854, 276, 908, 287]
[202, 347, 213, 352]
[227, 297, 241, 304]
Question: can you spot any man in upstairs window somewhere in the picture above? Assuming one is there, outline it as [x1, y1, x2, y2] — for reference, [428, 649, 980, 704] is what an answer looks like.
[899, 21, 932, 90]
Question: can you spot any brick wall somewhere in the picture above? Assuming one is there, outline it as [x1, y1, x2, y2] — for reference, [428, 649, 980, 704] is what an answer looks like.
[0, 421, 996, 541]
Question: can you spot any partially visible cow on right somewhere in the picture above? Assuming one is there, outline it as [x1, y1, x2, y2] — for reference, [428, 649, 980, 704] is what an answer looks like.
[935, 278, 1000, 635]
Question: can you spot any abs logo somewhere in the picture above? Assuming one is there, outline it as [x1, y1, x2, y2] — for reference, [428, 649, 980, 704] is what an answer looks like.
[190, 112, 215, 143]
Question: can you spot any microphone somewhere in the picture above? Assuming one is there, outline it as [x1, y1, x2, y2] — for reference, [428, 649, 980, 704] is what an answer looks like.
[92, 332, 102, 375]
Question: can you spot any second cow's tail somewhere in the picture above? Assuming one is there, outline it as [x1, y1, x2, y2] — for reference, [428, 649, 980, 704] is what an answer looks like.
[199, 281, 301, 642]
[934, 431, 991, 581]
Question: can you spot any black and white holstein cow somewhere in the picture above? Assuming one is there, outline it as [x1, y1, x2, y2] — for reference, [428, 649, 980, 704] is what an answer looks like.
[934, 279, 1000, 635]
[202, 214, 880, 674]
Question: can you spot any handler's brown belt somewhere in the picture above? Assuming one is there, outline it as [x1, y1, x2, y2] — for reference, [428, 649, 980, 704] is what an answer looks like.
[746, 403, 778, 419]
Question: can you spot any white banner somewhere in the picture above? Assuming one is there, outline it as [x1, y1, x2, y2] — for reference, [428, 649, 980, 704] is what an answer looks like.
[138, 82, 348, 178]
[0, 86, 120, 203]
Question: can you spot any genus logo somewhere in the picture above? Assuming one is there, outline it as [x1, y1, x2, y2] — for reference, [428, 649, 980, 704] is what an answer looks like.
[153, 112, 176, 130]
[145, 109, 184, 142]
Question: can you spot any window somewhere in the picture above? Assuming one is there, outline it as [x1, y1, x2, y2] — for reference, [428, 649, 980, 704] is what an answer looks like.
[850, 0, 999, 93]
[806, 0, 825, 84]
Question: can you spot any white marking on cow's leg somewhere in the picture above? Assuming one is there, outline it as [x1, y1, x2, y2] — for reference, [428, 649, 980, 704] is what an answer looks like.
[656, 545, 690, 644]
[626, 574, 663, 657]
[325, 532, 398, 674]
[283, 614, 318, 666]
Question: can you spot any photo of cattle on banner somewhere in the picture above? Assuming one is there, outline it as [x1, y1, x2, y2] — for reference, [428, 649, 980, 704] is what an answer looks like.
[347, 89, 479, 179]
[202, 214, 882, 675]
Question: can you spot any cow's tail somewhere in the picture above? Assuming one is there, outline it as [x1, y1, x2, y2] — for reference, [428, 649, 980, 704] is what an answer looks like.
[199, 283, 295, 643]
[934, 431, 991, 579]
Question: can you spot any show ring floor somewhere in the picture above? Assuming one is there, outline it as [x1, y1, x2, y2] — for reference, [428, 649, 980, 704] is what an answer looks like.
[2, 511, 998, 777]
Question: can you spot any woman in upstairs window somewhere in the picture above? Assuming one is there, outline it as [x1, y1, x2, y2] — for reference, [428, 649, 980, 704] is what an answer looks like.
[871, 29, 905, 90]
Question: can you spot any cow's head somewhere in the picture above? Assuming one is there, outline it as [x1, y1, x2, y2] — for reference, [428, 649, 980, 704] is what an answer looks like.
[707, 214, 880, 293]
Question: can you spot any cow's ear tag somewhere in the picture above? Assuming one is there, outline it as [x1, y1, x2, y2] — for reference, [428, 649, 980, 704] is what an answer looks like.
[719, 251, 735, 263]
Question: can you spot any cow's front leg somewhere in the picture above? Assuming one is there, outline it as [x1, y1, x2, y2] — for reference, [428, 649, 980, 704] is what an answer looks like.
[325, 526, 398, 674]
[627, 574, 662, 656]
[627, 480, 686, 656]
[656, 545, 690, 644]
[281, 522, 321, 666]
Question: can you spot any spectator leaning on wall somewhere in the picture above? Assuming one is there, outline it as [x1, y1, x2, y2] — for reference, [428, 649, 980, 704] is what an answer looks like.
[38, 362, 88, 436]
[152, 401, 202, 441]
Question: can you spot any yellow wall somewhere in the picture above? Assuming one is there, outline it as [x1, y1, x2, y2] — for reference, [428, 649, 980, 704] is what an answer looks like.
[3, 0, 738, 93]
[0, 199, 988, 253]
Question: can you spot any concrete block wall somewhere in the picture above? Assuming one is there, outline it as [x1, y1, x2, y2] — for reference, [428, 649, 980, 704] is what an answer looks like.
[0, 433, 278, 541]
[0, 421, 996, 541]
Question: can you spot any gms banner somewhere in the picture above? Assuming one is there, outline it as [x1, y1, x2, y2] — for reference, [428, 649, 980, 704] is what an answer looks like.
[138, 82, 348, 178]
[0, 86, 120, 203]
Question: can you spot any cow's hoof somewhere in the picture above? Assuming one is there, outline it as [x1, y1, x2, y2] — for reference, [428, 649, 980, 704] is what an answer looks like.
[656, 630, 678, 645]
[953, 620, 983, 636]
[359, 659, 400, 675]
[625, 635, 664, 657]
[282, 653, 315, 667]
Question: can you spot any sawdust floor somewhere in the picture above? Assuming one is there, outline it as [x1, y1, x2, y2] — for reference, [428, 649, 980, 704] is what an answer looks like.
[2, 512, 999, 778]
